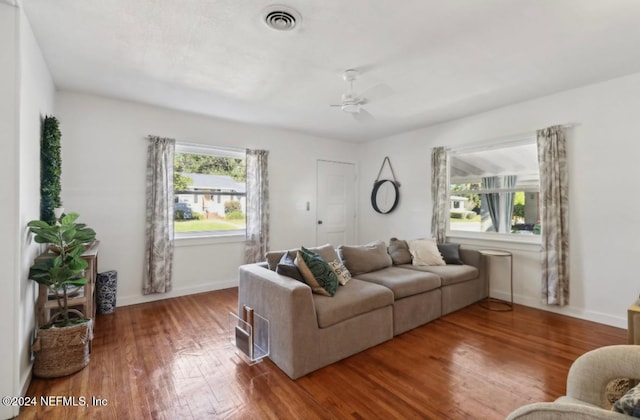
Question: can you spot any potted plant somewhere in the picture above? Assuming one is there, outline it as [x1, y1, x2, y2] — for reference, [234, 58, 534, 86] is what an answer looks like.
[28, 212, 97, 378]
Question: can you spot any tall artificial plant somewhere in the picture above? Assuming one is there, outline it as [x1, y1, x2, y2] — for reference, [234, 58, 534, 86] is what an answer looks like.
[28, 213, 96, 327]
[41, 115, 62, 224]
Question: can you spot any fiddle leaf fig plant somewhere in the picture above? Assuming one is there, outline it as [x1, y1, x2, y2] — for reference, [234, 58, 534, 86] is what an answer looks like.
[28, 212, 97, 327]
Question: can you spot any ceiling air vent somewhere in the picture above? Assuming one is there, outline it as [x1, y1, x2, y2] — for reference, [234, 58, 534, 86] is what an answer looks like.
[263, 5, 301, 31]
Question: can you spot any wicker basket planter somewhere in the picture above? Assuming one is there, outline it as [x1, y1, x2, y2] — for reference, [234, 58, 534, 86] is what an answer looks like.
[32, 320, 93, 378]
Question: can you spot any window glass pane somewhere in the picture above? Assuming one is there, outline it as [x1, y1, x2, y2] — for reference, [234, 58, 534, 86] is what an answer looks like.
[174, 150, 246, 235]
[448, 140, 541, 236]
[450, 142, 539, 188]
[512, 191, 541, 234]
[448, 190, 540, 234]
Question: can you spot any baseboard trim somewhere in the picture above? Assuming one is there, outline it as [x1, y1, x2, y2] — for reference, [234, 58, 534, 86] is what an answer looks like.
[490, 290, 627, 329]
[117, 280, 238, 307]
[20, 364, 32, 396]
[119, 281, 626, 329]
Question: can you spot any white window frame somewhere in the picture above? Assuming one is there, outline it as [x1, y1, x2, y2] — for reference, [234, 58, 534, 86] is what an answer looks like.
[446, 135, 542, 245]
[174, 143, 246, 241]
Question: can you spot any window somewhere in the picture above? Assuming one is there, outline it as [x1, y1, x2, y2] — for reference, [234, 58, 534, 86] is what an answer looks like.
[448, 139, 541, 237]
[174, 144, 246, 237]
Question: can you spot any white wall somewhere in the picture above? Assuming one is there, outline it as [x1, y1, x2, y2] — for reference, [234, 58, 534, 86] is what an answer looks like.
[55, 91, 360, 306]
[0, 4, 20, 419]
[0, 4, 54, 418]
[18, 7, 55, 397]
[358, 72, 640, 329]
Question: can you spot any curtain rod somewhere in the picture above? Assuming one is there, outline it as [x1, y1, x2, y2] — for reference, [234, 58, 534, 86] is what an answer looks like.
[176, 142, 245, 154]
[145, 136, 245, 154]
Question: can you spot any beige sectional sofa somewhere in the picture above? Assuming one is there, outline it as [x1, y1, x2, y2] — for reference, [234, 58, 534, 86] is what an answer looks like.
[237, 240, 486, 379]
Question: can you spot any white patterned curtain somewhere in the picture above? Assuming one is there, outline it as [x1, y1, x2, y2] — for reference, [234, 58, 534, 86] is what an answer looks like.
[503, 175, 517, 233]
[245, 149, 270, 263]
[537, 125, 569, 306]
[481, 176, 500, 232]
[430, 147, 448, 243]
[143, 136, 175, 294]
[481, 175, 517, 233]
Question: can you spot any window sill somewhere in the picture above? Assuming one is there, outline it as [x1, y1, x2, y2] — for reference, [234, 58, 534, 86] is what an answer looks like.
[447, 231, 541, 252]
[175, 233, 245, 247]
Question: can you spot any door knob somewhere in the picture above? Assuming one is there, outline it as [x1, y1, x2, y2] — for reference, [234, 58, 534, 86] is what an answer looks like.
[317, 220, 323, 225]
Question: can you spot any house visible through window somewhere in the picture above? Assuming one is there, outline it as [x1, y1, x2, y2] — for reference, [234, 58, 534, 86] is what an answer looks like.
[174, 144, 246, 237]
[448, 139, 541, 236]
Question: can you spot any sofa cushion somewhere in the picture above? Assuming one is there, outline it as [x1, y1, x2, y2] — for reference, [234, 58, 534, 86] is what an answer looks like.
[354, 266, 441, 299]
[275, 251, 305, 282]
[409, 239, 446, 266]
[328, 260, 352, 285]
[313, 279, 394, 328]
[401, 264, 478, 286]
[295, 247, 339, 297]
[388, 237, 412, 265]
[266, 244, 339, 271]
[437, 243, 463, 265]
[339, 240, 393, 275]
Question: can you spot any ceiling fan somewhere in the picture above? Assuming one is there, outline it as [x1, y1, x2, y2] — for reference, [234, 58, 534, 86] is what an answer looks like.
[330, 69, 375, 122]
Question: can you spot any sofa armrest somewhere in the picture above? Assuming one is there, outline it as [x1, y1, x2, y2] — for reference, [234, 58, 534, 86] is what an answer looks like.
[507, 402, 628, 420]
[459, 248, 481, 268]
[566, 345, 640, 408]
[237, 264, 319, 378]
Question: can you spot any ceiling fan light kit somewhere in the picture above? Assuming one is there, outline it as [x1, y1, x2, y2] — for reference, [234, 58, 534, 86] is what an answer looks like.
[331, 69, 376, 121]
[343, 69, 359, 82]
[340, 94, 363, 113]
[342, 104, 360, 113]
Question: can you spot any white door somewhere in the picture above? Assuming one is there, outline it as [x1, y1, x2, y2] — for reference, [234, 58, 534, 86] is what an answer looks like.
[316, 160, 356, 246]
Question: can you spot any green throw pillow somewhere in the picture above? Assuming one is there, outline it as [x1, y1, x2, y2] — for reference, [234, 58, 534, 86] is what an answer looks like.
[613, 382, 640, 417]
[295, 247, 339, 297]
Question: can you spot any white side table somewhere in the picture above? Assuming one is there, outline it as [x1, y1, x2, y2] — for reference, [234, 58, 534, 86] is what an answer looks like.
[479, 249, 513, 311]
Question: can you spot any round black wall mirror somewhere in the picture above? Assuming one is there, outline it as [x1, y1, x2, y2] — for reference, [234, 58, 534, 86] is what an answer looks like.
[371, 179, 399, 214]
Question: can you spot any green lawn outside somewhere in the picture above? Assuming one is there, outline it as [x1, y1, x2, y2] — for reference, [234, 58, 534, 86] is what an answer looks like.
[174, 219, 246, 232]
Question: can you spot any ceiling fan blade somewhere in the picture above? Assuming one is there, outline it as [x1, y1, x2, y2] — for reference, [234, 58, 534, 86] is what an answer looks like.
[360, 83, 394, 103]
[353, 108, 375, 122]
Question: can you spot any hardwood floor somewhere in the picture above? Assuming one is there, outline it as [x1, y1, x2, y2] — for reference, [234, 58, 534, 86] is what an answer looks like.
[20, 288, 626, 419]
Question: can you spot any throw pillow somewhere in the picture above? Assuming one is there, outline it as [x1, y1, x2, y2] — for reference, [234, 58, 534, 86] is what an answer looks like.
[295, 247, 339, 297]
[276, 251, 305, 282]
[388, 237, 412, 265]
[607, 378, 633, 405]
[408, 238, 446, 266]
[612, 382, 640, 416]
[437, 243, 463, 265]
[328, 260, 351, 286]
[266, 243, 339, 271]
[338, 240, 393, 276]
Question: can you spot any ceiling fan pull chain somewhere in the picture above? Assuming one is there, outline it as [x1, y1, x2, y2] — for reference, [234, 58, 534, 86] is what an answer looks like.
[375, 156, 401, 186]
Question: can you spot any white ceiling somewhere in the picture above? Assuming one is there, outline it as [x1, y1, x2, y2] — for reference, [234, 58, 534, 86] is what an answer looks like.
[21, 0, 640, 142]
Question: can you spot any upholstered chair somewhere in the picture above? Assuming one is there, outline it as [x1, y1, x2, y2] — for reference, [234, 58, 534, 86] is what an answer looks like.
[507, 345, 640, 419]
